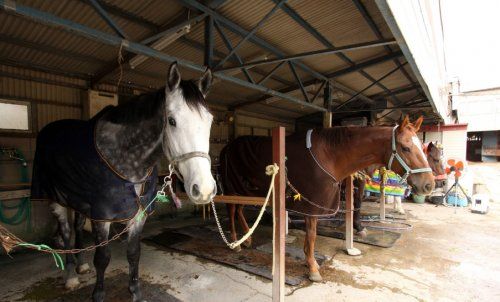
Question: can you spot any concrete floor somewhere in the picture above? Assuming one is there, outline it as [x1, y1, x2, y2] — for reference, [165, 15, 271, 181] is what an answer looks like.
[2, 200, 499, 302]
[2, 163, 500, 301]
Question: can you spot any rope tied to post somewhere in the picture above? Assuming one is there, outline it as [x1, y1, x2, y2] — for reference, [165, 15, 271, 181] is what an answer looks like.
[211, 164, 279, 252]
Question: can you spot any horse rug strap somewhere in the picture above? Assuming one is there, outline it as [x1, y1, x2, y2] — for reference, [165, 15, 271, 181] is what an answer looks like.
[306, 129, 338, 182]
[388, 125, 432, 181]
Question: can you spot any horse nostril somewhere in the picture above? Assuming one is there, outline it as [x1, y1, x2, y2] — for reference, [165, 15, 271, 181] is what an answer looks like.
[191, 184, 200, 198]
[425, 183, 432, 192]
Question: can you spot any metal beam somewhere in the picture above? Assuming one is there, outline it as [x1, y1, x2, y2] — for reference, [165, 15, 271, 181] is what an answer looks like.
[178, 0, 328, 84]
[214, 20, 255, 83]
[141, 13, 207, 45]
[288, 62, 309, 103]
[273, 0, 401, 103]
[352, 0, 417, 93]
[78, 0, 158, 31]
[326, 51, 403, 78]
[0, 58, 92, 80]
[370, 83, 419, 99]
[257, 61, 285, 85]
[0, 1, 326, 112]
[335, 62, 408, 110]
[88, 0, 128, 39]
[214, 0, 287, 69]
[180, 36, 293, 87]
[220, 39, 397, 71]
[0, 33, 107, 65]
[204, 15, 214, 68]
[335, 105, 431, 114]
[0, 71, 88, 90]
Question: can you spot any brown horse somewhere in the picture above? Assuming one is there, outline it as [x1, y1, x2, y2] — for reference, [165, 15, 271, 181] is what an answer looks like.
[352, 140, 446, 235]
[219, 116, 434, 281]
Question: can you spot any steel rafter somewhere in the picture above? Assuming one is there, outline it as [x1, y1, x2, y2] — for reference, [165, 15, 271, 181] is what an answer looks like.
[204, 15, 214, 68]
[0, 0, 326, 112]
[214, 0, 287, 69]
[0, 33, 107, 65]
[88, 0, 129, 39]
[273, 0, 402, 104]
[351, 0, 420, 99]
[257, 61, 285, 85]
[220, 39, 396, 71]
[177, 0, 328, 84]
[213, 20, 255, 83]
[288, 62, 309, 103]
[335, 62, 408, 110]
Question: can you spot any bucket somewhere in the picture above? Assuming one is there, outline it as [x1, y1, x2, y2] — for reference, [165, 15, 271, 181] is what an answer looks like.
[446, 193, 468, 207]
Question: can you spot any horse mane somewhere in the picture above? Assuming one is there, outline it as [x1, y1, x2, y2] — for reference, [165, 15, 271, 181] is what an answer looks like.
[315, 126, 357, 149]
[101, 80, 207, 124]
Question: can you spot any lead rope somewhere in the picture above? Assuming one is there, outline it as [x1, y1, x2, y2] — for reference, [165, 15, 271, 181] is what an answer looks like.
[211, 164, 279, 259]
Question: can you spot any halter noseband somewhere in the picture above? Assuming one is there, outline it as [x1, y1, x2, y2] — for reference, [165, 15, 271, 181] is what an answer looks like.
[167, 151, 211, 182]
[388, 125, 432, 182]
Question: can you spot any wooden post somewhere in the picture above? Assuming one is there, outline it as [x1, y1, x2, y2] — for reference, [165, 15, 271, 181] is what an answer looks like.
[345, 175, 361, 256]
[380, 168, 386, 221]
[272, 127, 285, 302]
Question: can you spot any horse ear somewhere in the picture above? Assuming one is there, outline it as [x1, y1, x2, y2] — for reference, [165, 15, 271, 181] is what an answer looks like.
[413, 116, 424, 131]
[428, 141, 434, 151]
[167, 62, 181, 91]
[400, 115, 410, 129]
[198, 67, 213, 97]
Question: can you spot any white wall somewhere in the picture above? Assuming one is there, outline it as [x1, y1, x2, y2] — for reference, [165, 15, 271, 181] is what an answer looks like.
[453, 88, 500, 132]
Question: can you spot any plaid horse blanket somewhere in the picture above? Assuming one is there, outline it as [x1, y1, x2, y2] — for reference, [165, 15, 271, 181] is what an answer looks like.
[31, 109, 157, 222]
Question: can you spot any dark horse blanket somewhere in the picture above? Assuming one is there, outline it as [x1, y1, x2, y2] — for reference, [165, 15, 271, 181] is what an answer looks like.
[219, 133, 340, 216]
[31, 108, 157, 221]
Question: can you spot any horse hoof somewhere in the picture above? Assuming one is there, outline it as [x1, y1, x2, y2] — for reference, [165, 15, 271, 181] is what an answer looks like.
[309, 271, 323, 282]
[77, 263, 90, 274]
[65, 277, 80, 290]
[357, 229, 368, 238]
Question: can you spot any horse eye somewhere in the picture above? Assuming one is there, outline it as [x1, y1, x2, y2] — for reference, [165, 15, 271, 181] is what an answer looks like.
[168, 117, 176, 127]
[402, 146, 411, 152]
[434, 159, 440, 164]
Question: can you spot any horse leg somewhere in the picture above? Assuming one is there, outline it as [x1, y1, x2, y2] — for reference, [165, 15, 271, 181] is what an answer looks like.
[91, 221, 111, 302]
[394, 196, 405, 214]
[353, 178, 367, 238]
[304, 216, 321, 282]
[226, 204, 241, 252]
[127, 217, 146, 302]
[74, 212, 90, 274]
[236, 205, 252, 248]
[50, 203, 79, 289]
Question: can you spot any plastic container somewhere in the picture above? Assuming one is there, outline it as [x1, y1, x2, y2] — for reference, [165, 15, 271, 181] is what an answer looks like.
[446, 193, 468, 207]
[412, 194, 426, 204]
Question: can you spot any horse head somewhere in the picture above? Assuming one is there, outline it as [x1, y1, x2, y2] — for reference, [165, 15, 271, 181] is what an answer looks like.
[390, 115, 435, 195]
[426, 141, 445, 176]
[162, 62, 216, 204]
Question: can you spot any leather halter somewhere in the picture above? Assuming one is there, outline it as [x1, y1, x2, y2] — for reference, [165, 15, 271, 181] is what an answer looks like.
[387, 125, 432, 182]
[167, 151, 211, 182]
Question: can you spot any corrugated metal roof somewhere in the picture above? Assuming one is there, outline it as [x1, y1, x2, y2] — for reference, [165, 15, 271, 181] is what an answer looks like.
[0, 0, 430, 120]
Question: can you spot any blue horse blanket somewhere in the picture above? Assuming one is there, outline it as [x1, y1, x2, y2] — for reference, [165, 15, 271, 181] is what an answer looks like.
[31, 111, 157, 221]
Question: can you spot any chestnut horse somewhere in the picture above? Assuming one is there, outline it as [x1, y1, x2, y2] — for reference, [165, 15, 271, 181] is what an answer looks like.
[219, 116, 434, 281]
[352, 140, 445, 235]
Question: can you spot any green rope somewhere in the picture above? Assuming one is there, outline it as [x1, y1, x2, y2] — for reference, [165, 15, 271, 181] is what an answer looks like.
[15, 243, 65, 270]
[135, 192, 171, 222]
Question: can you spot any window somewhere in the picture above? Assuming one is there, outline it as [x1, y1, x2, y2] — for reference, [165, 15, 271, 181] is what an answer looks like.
[0, 99, 31, 131]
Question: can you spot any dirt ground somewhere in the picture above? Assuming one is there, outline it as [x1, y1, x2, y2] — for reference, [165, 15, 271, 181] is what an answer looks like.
[1, 163, 499, 301]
